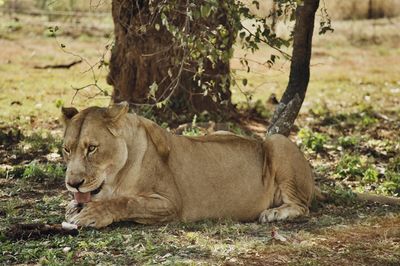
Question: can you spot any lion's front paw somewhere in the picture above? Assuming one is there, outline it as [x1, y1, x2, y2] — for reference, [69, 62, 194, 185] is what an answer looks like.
[65, 200, 83, 222]
[68, 201, 114, 228]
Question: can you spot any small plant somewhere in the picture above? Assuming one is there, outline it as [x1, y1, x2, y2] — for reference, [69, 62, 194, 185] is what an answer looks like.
[335, 154, 365, 180]
[360, 115, 378, 127]
[253, 99, 271, 119]
[326, 185, 358, 205]
[0, 127, 23, 146]
[182, 115, 201, 136]
[338, 135, 360, 149]
[228, 122, 245, 136]
[309, 104, 330, 118]
[0, 165, 25, 179]
[21, 132, 62, 154]
[297, 128, 328, 153]
[362, 167, 379, 184]
[237, 99, 271, 119]
[6, 19, 22, 32]
[377, 171, 400, 196]
[54, 99, 64, 108]
[388, 156, 400, 173]
[22, 162, 65, 182]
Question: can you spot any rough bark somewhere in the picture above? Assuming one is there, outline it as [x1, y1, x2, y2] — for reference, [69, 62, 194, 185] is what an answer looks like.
[268, 0, 320, 136]
[107, 0, 235, 121]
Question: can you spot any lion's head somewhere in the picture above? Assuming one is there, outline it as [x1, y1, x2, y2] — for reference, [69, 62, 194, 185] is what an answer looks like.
[61, 103, 130, 203]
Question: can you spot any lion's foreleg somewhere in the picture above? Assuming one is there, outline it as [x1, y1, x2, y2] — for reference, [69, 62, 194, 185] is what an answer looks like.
[116, 194, 178, 224]
[67, 194, 178, 228]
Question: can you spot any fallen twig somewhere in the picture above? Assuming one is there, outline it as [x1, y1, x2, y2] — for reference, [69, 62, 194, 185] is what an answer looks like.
[34, 59, 82, 69]
[5, 223, 79, 240]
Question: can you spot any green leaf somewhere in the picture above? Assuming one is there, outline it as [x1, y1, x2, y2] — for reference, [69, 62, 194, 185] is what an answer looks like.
[200, 4, 212, 18]
[148, 82, 158, 99]
[55, 99, 64, 108]
[242, 78, 248, 86]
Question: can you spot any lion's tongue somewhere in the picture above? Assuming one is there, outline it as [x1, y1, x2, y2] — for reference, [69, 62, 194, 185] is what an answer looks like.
[74, 192, 91, 203]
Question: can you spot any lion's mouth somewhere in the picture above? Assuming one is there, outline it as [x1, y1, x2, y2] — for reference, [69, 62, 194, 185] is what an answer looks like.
[74, 181, 104, 203]
[90, 181, 104, 195]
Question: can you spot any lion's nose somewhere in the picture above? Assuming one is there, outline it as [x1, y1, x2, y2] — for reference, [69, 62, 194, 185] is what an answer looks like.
[67, 179, 85, 189]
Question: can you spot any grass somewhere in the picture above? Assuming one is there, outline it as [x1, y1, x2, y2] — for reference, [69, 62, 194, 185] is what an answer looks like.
[1, 173, 399, 265]
[0, 11, 400, 265]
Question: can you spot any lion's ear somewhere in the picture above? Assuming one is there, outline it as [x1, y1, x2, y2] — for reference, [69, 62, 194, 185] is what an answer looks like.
[140, 117, 170, 161]
[106, 101, 129, 122]
[61, 107, 79, 125]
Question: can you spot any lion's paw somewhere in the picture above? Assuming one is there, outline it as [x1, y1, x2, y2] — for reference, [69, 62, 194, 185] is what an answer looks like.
[65, 200, 83, 221]
[67, 201, 113, 228]
[259, 205, 307, 223]
[258, 208, 290, 223]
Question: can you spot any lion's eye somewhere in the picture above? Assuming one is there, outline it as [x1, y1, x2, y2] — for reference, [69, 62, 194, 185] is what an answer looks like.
[87, 145, 98, 155]
[63, 147, 70, 155]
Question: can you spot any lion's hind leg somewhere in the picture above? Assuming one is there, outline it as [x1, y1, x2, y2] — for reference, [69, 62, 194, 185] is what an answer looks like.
[258, 182, 310, 223]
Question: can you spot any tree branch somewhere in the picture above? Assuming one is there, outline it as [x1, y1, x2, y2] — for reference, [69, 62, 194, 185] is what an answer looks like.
[268, 0, 320, 136]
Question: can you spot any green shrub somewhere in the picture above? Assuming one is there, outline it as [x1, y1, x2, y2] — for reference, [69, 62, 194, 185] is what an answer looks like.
[182, 115, 201, 136]
[297, 128, 328, 153]
[335, 154, 364, 180]
[22, 162, 65, 182]
[362, 167, 379, 184]
[377, 171, 400, 195]
[338, 136, 360, 149]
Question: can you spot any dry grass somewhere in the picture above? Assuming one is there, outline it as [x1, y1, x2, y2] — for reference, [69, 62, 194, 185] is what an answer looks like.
[241, 0, 400, 20]
[324, 0, 400, 20]
[232, 15, 400, 111]
[1, 0, 111, 13]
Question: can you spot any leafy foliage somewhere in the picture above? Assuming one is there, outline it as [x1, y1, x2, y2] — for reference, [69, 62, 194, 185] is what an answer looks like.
[182, 115, 201, 136]
[335, 154, 365, 179]
[338, 136, 360, 149]
[131, 0, 331, 108]
[297, 128, 329, 153]
[22, 162, 65, 182]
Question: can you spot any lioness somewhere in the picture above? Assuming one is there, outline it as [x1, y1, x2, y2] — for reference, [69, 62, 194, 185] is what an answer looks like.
[62, 102, 319, 228]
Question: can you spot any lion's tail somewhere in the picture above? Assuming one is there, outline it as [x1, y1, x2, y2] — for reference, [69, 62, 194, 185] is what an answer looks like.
[314, 186, 327, 202]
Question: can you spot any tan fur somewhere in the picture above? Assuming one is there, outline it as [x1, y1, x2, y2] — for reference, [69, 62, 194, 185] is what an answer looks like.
[62, 103, 317, 228]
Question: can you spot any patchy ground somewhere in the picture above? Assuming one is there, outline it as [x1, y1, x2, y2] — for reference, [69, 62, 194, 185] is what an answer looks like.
[0, 12, 399, 265]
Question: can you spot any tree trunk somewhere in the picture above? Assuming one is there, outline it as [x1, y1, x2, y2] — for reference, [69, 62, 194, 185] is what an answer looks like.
[268, 0, 320, 136]
[368, 0, 373, 19]
[107, 0, 235, 122]
[271, 1, 277, 33]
